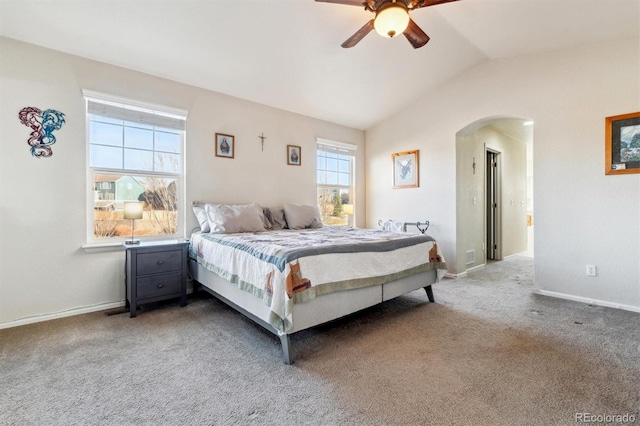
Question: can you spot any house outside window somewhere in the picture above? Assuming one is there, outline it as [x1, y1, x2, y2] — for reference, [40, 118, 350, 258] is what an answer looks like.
[84, 90, 187, 243]
[316, 139, 356, 227]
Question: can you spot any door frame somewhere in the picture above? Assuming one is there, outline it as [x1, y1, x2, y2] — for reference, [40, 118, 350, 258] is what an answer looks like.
[485, 146, 503, 261]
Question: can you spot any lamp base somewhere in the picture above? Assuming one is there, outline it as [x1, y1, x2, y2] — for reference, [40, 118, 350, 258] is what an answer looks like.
[125, 239, 141, 245]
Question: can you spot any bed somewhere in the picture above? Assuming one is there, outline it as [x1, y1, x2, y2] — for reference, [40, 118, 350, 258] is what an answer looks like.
[188, 203, 447, 364]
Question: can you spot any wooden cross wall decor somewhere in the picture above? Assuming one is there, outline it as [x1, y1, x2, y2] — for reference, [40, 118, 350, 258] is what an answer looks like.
[259, 132, 267, 152]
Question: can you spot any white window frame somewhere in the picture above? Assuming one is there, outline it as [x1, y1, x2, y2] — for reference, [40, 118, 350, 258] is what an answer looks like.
[83, 90, 187, 245]
[316, 138, 357, 226]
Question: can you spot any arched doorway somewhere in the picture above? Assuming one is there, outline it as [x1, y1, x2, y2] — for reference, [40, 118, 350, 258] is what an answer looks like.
[455, 116, 533, 275]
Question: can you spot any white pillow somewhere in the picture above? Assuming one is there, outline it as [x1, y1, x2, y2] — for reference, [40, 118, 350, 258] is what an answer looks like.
[192, 204, 210, 233]
[205, 203, 267, 234]
[283, 203, 323, 230]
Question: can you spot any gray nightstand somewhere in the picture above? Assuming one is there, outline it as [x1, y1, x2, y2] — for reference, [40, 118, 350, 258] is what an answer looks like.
[124, 240, 190, 318]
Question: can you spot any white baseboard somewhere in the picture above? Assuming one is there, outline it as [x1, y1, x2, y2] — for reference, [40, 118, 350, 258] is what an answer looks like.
[445, 263, 486, 279]
[466, 263, 486, 272]
[0, 301, 126, 330]
[444, 272, 465, 278]
[533, 289, 640, 314]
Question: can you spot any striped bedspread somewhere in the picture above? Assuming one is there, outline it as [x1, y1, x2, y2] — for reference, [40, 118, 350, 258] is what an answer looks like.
[190, 227, 447, 331]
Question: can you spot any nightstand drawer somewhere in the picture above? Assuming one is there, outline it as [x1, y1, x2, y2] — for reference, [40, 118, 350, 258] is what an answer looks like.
[137, 272, 182, 299]
[137, 250, 182, 276]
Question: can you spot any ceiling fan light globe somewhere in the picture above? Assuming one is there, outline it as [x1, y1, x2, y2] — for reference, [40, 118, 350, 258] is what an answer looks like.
[374, 4, 410, 38]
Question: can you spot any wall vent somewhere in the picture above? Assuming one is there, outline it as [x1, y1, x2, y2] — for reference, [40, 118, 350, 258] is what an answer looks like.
[465, 250, 476, 264]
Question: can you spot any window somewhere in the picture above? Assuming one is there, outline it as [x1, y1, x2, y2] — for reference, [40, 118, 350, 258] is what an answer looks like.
[84, 90, 187, 243]
[316, 139, 356, 227]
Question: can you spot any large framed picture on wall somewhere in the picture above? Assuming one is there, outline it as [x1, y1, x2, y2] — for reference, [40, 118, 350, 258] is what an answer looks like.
[605, 112, 640, 175]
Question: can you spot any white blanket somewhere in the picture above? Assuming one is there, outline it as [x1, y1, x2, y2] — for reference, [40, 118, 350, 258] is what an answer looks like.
[190, 227, 446, 331]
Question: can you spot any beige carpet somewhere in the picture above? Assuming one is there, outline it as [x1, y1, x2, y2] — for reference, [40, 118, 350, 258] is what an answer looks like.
[1, 256, 638, 425]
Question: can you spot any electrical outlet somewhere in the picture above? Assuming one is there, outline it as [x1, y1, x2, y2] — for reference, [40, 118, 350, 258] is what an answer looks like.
[586, 265, 597, 277]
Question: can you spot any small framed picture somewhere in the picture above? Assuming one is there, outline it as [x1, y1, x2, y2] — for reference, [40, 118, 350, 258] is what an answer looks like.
[605, 112, 640, 175]
[287, 145, 301, 166]
[392, 150, 419, 188]
[215, 133, 234, 159]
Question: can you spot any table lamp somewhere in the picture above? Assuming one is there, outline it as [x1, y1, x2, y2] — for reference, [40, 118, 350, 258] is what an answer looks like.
[123, 201, 143, 244]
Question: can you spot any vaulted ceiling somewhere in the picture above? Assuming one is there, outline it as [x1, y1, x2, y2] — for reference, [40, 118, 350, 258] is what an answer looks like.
[1, 0, 638, 130]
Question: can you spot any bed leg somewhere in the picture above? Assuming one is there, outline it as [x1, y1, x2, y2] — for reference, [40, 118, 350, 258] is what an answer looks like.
[424, 285, 435, 303]
[279, 334, 293, 365]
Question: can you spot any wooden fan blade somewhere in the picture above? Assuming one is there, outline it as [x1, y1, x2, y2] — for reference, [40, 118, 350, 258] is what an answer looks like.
[403, 18, 430, 49]
[411, 0, 458, 9]
[341, 19, 374, 48]
[315, 0, 365, 6]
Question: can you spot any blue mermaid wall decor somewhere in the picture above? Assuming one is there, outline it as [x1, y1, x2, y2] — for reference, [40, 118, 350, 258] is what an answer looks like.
[18, 106, 66, 158]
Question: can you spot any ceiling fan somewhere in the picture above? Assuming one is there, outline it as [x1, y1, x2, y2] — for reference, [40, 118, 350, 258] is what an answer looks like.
[316, 0, 459, 49]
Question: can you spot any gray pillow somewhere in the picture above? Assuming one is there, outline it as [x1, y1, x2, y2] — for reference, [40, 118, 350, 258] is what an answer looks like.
[192, 204, 210, 233]
[283, 203, 323, 230]
[261, 207, 273, 229]
[205, 203, 267, 234]
[265, 208, 287, 230]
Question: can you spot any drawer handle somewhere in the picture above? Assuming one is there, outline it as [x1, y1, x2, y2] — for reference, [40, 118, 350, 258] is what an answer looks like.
[157, 260, 164, 265]
[157, 284, 164, 288]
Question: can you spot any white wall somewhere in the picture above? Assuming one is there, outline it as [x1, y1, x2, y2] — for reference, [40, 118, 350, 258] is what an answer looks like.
[366, 38, 640, 310]
[0, 37, 365, 327]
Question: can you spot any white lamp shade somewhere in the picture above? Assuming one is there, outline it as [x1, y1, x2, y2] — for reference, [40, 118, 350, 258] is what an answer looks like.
[374, 4, 410, 38]
[123, 201, 144, 220]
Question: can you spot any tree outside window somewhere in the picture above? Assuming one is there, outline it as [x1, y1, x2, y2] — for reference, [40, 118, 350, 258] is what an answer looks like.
[317, 142, 355, 227]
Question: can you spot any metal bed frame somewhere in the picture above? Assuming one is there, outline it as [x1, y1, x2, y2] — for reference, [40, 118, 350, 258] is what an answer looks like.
[378, 219, 430, 234]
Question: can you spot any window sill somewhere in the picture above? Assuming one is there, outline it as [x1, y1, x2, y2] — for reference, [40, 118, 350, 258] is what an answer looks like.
[81, 242, 125, 253]
[82, 236, 188, 253]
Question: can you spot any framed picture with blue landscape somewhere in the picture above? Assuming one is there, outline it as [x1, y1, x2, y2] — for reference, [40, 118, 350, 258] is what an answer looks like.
[605, 112, 640, 175]
[392, 149, 419, 188]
